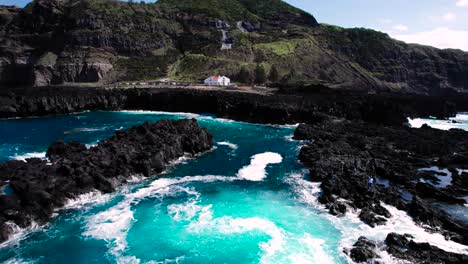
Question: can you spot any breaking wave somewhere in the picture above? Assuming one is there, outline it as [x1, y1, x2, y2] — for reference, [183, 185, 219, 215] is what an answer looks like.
[83, 175, 237, 259]
[168, 193, 335, 264]
[237, 152, 283, 181]
[61, 191, 111, 211]
[408, 113, 468, 131]
[217, 141, 238, 150]
[10, 152, 46, 161]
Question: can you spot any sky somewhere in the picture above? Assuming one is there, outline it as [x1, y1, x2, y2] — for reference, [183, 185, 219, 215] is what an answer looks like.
[1, 0, 468, 51]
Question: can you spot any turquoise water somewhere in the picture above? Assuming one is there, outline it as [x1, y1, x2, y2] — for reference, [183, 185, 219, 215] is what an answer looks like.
[0, 111, 347, 264]
[2, 111, 468, 263]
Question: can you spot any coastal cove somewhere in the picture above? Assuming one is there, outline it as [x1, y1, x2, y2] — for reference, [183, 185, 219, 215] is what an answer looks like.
[2, 0, 468, 262]
[0, 111, 467, 263]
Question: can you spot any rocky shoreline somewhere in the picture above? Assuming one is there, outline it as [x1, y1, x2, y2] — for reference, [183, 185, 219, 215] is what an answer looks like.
[1, 86, 468, 125]
[294, 117, 468, 263]
[0, 119, 213, 243]
[1, 86, 468, 262]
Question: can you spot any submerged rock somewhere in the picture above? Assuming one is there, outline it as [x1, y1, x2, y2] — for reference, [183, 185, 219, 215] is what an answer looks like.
[349, 236, 380, 263]
[0, 119, 213, 243]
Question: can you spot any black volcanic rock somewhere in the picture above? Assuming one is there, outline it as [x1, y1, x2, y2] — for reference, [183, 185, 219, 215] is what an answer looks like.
[349, 237, 380, 263]
[385, 233, 468, 263]
[294, 117, 468, 244]
[0, 119, 213, 243]
[2, 86, 468, 125]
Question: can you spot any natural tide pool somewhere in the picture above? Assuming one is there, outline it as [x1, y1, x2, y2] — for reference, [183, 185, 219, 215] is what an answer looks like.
[1, 111, 467, 264]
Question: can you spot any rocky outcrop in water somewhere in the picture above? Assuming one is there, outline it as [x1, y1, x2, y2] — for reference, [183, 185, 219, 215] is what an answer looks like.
[348, 237, 380, 263]
[0, 119, 213, 243]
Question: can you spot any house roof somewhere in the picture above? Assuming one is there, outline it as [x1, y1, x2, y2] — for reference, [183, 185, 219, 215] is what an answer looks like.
[207, 75, 229, 80]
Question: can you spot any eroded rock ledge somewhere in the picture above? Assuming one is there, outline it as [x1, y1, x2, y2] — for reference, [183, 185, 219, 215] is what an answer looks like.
[0, 119, 213, 243]
[294, 117, 468, 262]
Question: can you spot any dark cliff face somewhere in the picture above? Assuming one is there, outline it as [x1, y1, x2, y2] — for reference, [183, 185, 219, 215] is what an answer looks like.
[0, 0, 467, 95]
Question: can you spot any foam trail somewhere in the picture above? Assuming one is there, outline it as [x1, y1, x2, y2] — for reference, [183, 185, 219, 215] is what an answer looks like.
[119, 110, 203, 119]
[62, 191, 111, 210]
[237, 152, 283, 181]
[63, 127, 109, 134]
[286, 234, 334, 264]
[184, 198, 335, 264]
[11, 152, 46, 161]
[118, 110, 298, 128]
[217, 142, 238, 150]
[84, 175, 237, 258]
[188, 212, 286, 259]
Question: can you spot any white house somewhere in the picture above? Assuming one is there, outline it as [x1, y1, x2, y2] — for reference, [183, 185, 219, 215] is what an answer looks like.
[204, 75, 231, 86]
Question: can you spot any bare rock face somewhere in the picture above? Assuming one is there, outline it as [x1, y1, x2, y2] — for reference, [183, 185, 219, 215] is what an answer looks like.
[0, 119, 213, 243]
[1, 0, 468, 93]
[32, 62, 114, 86]
[29, 50, 114, 86]
[54, 62, 113, 84]
[33, 66, 54, 86]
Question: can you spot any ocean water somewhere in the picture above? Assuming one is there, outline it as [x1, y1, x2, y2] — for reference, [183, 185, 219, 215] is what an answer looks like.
[408, 112, 468, 131]
[1, 111, 467, 264]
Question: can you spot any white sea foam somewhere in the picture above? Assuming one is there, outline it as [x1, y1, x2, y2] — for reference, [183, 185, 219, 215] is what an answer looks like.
[217, 141, 238, 150]
[118, 110, 298, 128]
[237, 152, 283, 181]
[168, 199, 204, 222]
[64, 127, 109, 134]
[126, 174, 146, 183]
[407, 118, 457, 130]
[84, 175, 237, 258]
[3, 259, 35, 264]
[146, 256, 186, 264]
[84, 202, 134, 254]
[454, 113, 468, 121]
[85, 142, 98, 149]
[0, 221, 40, 249]
[181, 196, 335, 264]
[119, 110, 203, 119]
[285, 171, 468, 262]
[10, 152, 46, 161]
[61, 191, 111, 210]
[408, 113, 468, 131]
[286, 234, 335, 264]
[188, 210, 286, 259]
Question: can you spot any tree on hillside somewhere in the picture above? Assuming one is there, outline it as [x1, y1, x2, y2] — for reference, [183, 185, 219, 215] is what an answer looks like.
[238, 66, 252, 84]
[254, 64, 267, 84]
[269, 65, 279, 82]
